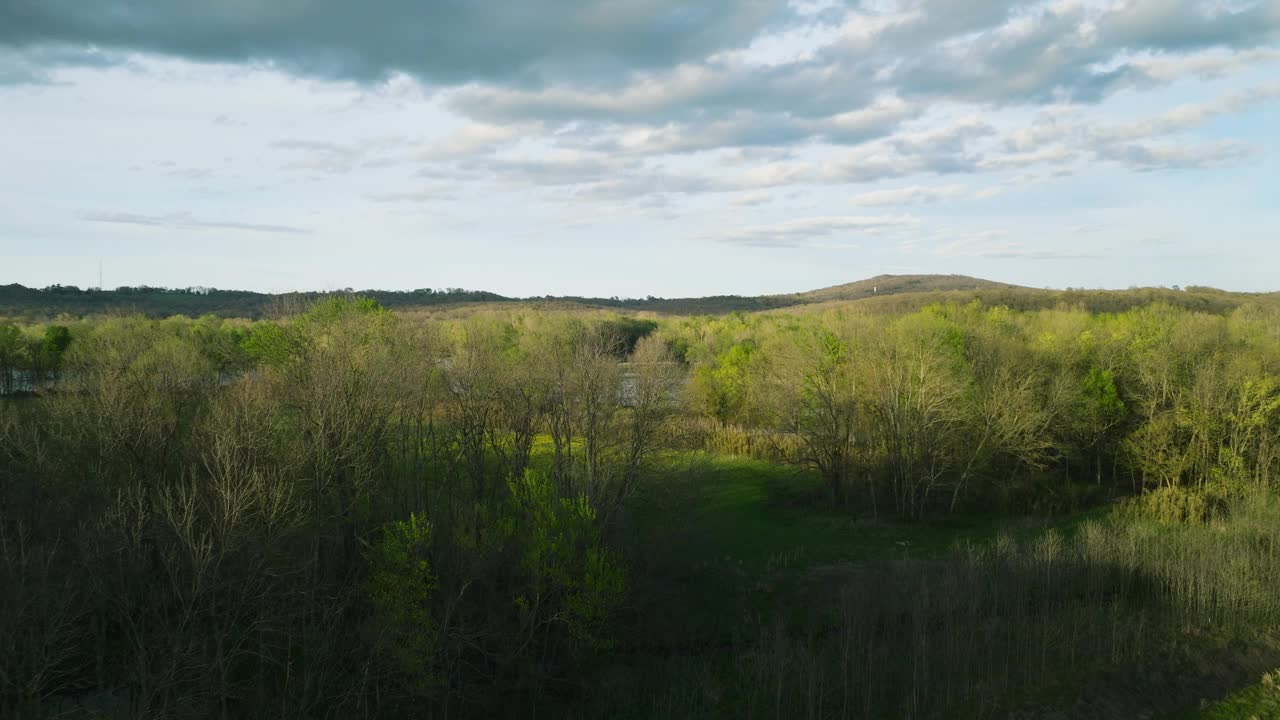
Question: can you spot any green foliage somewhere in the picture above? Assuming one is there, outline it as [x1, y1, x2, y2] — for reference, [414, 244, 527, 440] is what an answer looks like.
[366, 513, 440, 695]
[695, 340, 758, 423]
[241, 296, 391, 366]
[1134, 485, 1225, 524]
[1183, 671, 1280, 720]
[190, 314, 252, 374]
[301, 295, 387, 325]
[40, 325, 71, 357]
[511, 470, 625, 650]
[0, 323, 23, 394]
[34, 324, 72, 376]
[1084, 367, 1126, 421]
[0, 323, 21, 358]
[9, 292, 1280, 718]
[239, 320, 296, 366]
[597, 316, 659, 356]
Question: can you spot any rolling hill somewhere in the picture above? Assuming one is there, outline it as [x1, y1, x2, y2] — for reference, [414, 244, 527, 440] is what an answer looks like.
[0, 275, 1273, 320]
[790, 274, 1023, 304]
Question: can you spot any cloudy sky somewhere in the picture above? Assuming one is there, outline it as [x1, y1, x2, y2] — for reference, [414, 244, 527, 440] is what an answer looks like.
[2, 0, 1278, 296]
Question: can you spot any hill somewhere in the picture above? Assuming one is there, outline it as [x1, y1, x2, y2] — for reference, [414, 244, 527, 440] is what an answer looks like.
[791, 274, 1022, 304]
[778, 284, 1274, 317]
[1, 275, 1274, 320]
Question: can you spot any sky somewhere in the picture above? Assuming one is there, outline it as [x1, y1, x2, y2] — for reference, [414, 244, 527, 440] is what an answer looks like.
[1, 0, 1278, 297]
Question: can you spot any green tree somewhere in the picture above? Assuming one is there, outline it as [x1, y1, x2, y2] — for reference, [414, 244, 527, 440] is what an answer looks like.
[754, 324, 861, 506]
[41, 325, 71, 364]
[0, 324, 23, 395]
[1079, 367, 1128, 485]
[366, 513, 440, 696]
[694, 340, 758, 424]
[511, 470, 625, 653]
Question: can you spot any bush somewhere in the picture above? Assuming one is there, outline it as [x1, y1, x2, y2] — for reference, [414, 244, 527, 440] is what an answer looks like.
[366, 513, 440, 696]
[511, 470, 626, 651]
[1136, 485, 1225, 524]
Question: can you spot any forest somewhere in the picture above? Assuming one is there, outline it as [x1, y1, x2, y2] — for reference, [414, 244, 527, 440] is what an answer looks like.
[3, 290, 1280, 719]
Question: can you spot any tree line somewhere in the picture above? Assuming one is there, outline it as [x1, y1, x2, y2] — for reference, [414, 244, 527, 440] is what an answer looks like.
[672, 301, 1280, 517]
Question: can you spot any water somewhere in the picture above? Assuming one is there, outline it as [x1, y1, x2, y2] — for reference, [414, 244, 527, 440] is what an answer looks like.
[1, 370, 37, 395]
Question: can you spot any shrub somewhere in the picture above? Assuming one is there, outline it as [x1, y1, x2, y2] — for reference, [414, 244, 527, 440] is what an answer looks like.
[366, 513, 440, 696]
[512, 470, 626, 651]
[1137, 485, 1218, 524]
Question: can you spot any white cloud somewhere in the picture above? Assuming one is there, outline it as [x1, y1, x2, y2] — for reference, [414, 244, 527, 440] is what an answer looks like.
[1099, 139, 1257, 170]
[850, 184, 969, 206]
[732, 191, 773, 206]
[1090, 82, 1280, 145]
[714, 214, 920, 247]
[80, 210, 308, 235]
[935, 235, 1101, 260]
[417, 123, 520, 161]
[1126, 48, 1280, 84]
[272, 137, 408, 174]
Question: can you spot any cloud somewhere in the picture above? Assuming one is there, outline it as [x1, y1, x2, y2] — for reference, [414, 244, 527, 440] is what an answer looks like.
[271, 137, 408, 174]
[1089, 82, 1280, 145]
[1098, 0, 1280, 52]
[398, 74, 1275, 206]
[872, 0, 1280, 104]
[454, 150, 637, 188]
[12, 0, 1272, 237]
[80, 211, 308, 235]
[0, 44, 123, 84]
[1125, 48, 1280, 84]
[212, 114, 246, 127]
[976, 145, 1077, 171]
[732, 191, 773, 207]
[849, 184, 969, 206]
[935, 235, 1102, 260]
[364, 185, 458, 203]
[0, 0, 795, 86]
[713, 214, 920, 248]
[417, 123, 520, 161]
[566, 171, 725, 203]
[987, 82, 1280, 173]
[565, 95, 918, 156]
[4, 0, 1277, 202]
[1097, 139, 1257, 171]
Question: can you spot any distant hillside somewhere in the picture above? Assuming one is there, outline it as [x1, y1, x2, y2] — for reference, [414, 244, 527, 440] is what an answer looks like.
[1, 276, 1273, 320]
[0, 284, 511, 321]
[775, 284, 1275, 317]
[0, 283, 800, 319]
[792, 274, 1022, 304]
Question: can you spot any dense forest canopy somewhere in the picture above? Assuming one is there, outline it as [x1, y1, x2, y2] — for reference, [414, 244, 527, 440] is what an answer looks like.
[4, 286, 1280, 718]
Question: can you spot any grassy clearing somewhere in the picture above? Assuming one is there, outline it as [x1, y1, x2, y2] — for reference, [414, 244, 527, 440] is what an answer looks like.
[605, 450, 1095, 667]
[1171, 669, 1280, 720]
[630, 450, 1096, 572]
[620, 451, 1029, 640]
[581, 452, 1280, 719]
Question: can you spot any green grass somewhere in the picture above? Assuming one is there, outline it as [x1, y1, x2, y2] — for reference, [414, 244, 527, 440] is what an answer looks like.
[605, 464, 1280, 719]
[633, 451, 1098, 573]
[619, 450, 1105, 645]
[1172, 671, 1280, 720]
